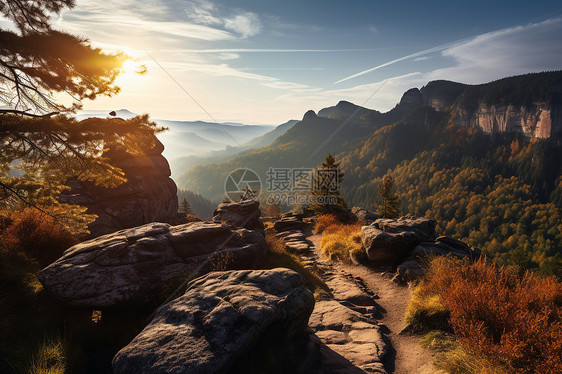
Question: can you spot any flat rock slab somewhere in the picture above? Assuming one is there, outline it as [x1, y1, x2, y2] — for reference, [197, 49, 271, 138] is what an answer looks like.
[310, 300, 387, 374]
[274, 218, 308, 232]
[39, 222, 266, 308]
[112, 269, 315, 374]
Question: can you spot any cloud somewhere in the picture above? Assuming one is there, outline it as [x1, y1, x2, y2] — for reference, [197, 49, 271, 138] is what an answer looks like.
[183, 0, 262, 38]
[58, 2, 236, 44]
[428, 17, 562, 83]
[223, 12, 262, 38]
[368, 25, 378, 34]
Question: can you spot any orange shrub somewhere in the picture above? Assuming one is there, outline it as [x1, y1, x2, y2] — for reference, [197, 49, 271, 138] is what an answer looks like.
[1, 208, 76, 267]
[426, 257, 562, 374]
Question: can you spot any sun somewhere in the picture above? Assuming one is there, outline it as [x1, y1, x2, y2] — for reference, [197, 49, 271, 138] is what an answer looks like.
[119, 60, 147, 81]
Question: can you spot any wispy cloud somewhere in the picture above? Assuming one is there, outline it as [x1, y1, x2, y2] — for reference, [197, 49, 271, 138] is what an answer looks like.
[334, 37, 473, 84]
[428, 17, 562, 83]
[184, 0, 262, 38]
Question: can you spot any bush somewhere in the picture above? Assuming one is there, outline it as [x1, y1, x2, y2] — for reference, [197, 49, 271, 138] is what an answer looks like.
[412, 256, 562, 374]
[1, 208, 76, 267]
[315, 214, 362, 263]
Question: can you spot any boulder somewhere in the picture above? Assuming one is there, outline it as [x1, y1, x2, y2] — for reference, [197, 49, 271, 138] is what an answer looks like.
[38, 222, 266, 308]
[213, 199, 264, 232]
[112, 269, 315, 374]
[351, 207, 379, 224]
[60, 136, 178, 238]
[361, 216, 436, 264]
[414, 236, 481, 260]
[371, 216, 436, 241]
[394, 236, 481, 283]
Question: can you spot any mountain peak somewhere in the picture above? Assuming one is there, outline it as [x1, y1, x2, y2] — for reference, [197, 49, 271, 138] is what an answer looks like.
[303, 110, 317, 121]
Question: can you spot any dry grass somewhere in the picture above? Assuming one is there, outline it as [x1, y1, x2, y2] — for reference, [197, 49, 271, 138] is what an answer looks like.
[408, 256, 562, 374]
[263, 231, 330, 297]
[29, 338, 66, 374]
[315, 214, 363, 263]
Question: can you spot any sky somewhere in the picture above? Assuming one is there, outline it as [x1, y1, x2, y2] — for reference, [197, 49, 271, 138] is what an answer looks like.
[52, 0, 562, 124]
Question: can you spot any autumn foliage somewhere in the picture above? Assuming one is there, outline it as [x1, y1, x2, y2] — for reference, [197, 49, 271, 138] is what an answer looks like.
[0, 208, 76, 267]
[422, 257, 562, 374]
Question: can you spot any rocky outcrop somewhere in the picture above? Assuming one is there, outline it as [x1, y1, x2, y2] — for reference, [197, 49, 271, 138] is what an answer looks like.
[38, 222, 266, 308]
[453, 102, 560, 139]
[394, 236, 481, 283]
[213, 199, 264, 232]
[303, 109, 318, 121]
[361, 217, 436, 264]
[351, 207, 379, 225]
[112, 269, 315, 374]
[60, 136, 178, 238]
[274, 215, 308, 233]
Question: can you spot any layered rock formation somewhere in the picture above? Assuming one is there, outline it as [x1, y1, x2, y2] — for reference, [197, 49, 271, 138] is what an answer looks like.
[60, 136, 178, 238]
[452, 102, 560, 138]
[38, 221, 266, 308]
[361, 216, 436, 264]
[112, 269, 315, 374]
[213, 199, 264, 232]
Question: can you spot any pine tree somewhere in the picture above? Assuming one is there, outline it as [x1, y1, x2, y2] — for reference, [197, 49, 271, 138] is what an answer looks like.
[0, 0, 159, 235]
[309, 153, 347, 215]
[377, 175, 400, 219]
[181, 198, 193, 215]
[266, 203, 280, 218]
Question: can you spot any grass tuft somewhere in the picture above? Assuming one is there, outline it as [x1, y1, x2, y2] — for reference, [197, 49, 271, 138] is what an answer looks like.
[29, 338, 66, 374]
[315, 214, 362, 263]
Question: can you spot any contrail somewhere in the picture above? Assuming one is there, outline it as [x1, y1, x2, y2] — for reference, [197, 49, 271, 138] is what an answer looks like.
[176, 48, 386, 53]
[334, 37, 474, 84]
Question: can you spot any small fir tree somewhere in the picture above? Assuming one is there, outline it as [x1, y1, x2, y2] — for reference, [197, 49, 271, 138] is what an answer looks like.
[180, 198, 193, 215]
[377, 175, 400, 219]
[309, 153, 347, 215]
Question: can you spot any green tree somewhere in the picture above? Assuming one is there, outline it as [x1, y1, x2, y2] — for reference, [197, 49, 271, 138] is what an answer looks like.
[377, 175, 400, 218]
[309, 153, 347, 215]
[0, 0, 159, 235]
[180, 198, 193, 215]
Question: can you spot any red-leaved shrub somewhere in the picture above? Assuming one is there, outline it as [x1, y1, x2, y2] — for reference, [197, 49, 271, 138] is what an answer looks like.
[426, 257, 562, 374]
[1, 208, 76, 267]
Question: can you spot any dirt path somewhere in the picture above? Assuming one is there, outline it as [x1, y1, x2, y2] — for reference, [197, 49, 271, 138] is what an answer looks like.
[308, 234, 440, 374]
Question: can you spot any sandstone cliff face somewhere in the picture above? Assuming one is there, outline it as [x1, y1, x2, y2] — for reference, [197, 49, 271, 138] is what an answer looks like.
[397, 80, 562, 139]
[60, 136, 178, 238]
[452, 102, 560, 139]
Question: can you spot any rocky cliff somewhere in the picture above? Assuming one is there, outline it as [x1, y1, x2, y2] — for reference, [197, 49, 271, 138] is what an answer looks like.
[60, 135, 178, 238]
[398, 71, 562, 139]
